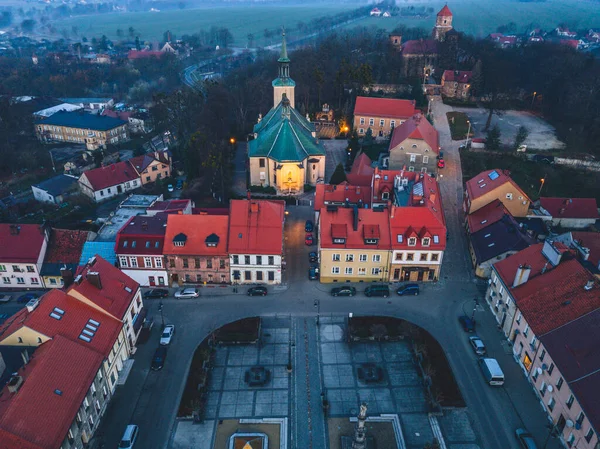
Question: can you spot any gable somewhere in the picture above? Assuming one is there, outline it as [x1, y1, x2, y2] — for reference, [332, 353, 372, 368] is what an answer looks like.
[0, 326, 51, 346]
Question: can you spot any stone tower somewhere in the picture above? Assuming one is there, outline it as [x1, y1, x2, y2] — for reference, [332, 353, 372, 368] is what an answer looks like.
[432, 4, 453, 42]
[272, 28, 296, 109]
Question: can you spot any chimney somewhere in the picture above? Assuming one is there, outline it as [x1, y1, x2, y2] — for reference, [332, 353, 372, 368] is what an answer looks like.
[353, 206, 359, 232]
[250, 202, 259, 214]
[86, 271, 102, 289]
[60, 268, 74, 289]
[512, 264, 531, 288]
[429, 193, 436, 204]
[390, 204, 396, 219]
[584, 280, 594, 291]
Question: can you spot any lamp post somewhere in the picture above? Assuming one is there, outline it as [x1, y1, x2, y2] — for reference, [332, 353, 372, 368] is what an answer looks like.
[158, 301, 164, 328]
[538, 175, 546, 197]
[465, 120, 472, 148]
[229, 137, 236, 154]
[531, 91, 537, 109]
[314, 299, 320, 326]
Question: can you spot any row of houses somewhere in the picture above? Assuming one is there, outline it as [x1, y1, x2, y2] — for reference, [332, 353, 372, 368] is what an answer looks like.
[0, 255, 144, 449]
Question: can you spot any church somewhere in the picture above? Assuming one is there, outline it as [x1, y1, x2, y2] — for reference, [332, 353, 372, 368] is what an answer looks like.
[248, 32, 326, 195]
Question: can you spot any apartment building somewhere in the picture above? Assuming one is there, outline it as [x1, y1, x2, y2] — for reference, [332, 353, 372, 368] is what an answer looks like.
[353, 97, 416, 138]
[0, 224, 49, 290]
[387, 114, 440, 174]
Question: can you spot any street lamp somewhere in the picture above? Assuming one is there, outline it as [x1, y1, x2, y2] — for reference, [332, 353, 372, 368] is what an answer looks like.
[158, 301, 164, 328]
[314, 299, 320, 326]
[538, 175, 546, 197]
[229, 137, 236, 154]
[531, 91, 537, 108]
[465, 120, 472, 148]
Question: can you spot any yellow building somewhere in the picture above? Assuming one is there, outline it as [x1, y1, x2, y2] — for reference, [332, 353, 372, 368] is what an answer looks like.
[130, 151, 172, 185]
[319, 207, 392, 283]
[464, 169, 531, 218]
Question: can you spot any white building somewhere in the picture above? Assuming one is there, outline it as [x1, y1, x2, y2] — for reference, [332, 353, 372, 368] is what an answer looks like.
[32, 174, 79, 205]
[0, 224, 49, 289]
[78, 161, 141, 202]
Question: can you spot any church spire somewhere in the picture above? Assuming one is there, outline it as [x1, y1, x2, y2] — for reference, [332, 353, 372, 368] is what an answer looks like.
[272, 26, 295, 109]
[278, 27, 290, 64]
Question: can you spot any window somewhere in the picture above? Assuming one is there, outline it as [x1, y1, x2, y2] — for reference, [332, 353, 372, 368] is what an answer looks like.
[420, 253, 428, 261]
[220, 259, 226, 269]
[567, 433, 575, 447]
[89, 415, 94, 427]
[381, 191, 389, 200]
[345, 267, 353, 275]
[360, 117, 365, 125]
[146, 176, 151, 182]
[523, 324, 529, 337]
[346, 254, 354, 262]
[410, 154, 417, 162]
[371, 267, 381, 275]
[155, 257, 163, 268]
[372, 254, 381, 263]
[132, 241, 136, 248]
[245, 255, 251, 265]
[256, 256, 262, 265]
[379, 119, 385, 127]
[50, 278, 57, 285]
[169, 258, 175, 268]
[556, 377, 563, 391]
[182, 258, 189, 268]
[107, 188, 111, 194]
[390, 120, 396, 128]
[145, 241, 151, 248]
[548, 397, 556, 411]
[530, 336, 537, 349]
[359, 128, 364, 134]
[585, 429, 594, 443]
[268, 256, 274, 265]
[422, 237, 430, 246]
[516, 312, 522, 324]
[185, 273, 191, 283]
[369, 118, 374, 126]
[144, 257, 152, 268]
[566, 394, 574, 409]
[332, 254, 341, 262]
[26, 266, 35, 273]
[259, 158, 265, 168]
[0, 265, 5, 272]
[576, 412, 585, 427]
[256, 271, 263, 281]
[358, 267, 366, 275]
[539, 349, 546, 361]
[406, 253, 414, 261]
[244, 271, 252, 281]
[431, 254, 439, 262]
[119, 256, 128, 267]
[548, 363, 554, 375]
[332, 267, 340, 274]
[206, 259, 213, 269]
[423, 156, 429, 164]
[539, 381, 547, 397]
[233, 255, 239, 265]
[359, 254, 367, 262]
[395, 253, 403, 261]
[408, 237, 417, 246]
[397, 235, 403, 243]
[268, 271, 275, 281]
[31, 278, 39, 284]
[16, 277, 25, 284]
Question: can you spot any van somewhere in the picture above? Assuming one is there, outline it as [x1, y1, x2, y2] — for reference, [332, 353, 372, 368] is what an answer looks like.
[478, 358, 504, 386]
[364, 284, 390, 298]
[396, 284, 419, 296]
[119, 424, 139, 449]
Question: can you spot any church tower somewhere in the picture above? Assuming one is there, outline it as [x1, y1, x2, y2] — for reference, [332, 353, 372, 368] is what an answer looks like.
[272, 29, 296, 109]
[432, 4, 453, 41]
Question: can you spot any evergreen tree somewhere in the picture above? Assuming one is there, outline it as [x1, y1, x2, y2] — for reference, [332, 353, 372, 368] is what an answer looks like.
[363, 127, 374, 146]
[486, 125, 501, 151]
[514, 126, 529, 150]
[329, 163, 347, 185]
[347, 130, 361, 164]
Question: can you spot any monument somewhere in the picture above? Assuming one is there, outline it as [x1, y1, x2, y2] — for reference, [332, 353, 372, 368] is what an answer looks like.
[341, 403, 375, 449]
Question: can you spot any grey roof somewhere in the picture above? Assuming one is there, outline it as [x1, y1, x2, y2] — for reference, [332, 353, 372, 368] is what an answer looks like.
[470, 215, 533, 264]
[35, 111, 126, 131]
[33, 174, 78, 196]
[59, 97, 113, 104]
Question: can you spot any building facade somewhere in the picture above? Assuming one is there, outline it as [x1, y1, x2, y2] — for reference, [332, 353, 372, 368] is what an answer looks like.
[464, 169, 531, 217]
[0, 224, 49, 290]
[387, 114, 439, 174]
[432, 5, 453, 41]
[32, 174, 79, 205]
[78, 161, 141, 202]
[352, 97, 416, 138]
[41, 229, 90, 289]
[129, 151, 172, 186]
[441, 70, 472, 99]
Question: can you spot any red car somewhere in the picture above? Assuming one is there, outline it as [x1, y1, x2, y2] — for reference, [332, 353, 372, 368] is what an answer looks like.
[437, 158, 445, 169]
[305, 234, 314, 245]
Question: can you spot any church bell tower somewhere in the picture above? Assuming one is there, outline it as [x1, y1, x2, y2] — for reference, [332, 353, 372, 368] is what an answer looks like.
[272, 28, 296, 109]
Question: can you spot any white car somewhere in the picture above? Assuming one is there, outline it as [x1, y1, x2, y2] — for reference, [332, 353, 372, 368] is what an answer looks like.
[160, 325, 175, 345]
[174, 288, 199, 299]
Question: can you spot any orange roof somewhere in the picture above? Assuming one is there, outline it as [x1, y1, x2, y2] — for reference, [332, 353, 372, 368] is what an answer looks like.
[465, 169, 529, 202]
[346, 153, 374, 186]
[320, 207, 391, 250]
[354, 97, 416, 119]
[228, 200, 285, 255]
[389, 114, 439, 153]
[442, 70, 472, 83]
[314, 182, 372, 211]
[163, 214, 229, 256]
[437, 5, 452, 16]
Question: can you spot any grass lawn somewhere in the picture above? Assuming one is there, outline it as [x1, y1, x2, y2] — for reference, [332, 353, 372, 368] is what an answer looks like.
[341, 0, 600, 38]
[461, 150, 600, 202]
[55, 4, 348, 44]
[446, 111, 472, 141]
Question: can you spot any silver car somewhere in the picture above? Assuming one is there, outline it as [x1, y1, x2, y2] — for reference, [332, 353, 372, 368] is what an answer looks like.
[160, 325, 175, 345]
[469, 335, 486, 356]
[174, 288, 199, 299]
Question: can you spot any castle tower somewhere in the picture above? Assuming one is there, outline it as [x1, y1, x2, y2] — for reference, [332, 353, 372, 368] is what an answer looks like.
[272, 29, 296, 109]
[432, 4, 453, 41]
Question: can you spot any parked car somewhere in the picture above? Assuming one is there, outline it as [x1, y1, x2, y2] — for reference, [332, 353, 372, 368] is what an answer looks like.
[515, 428, 538, 449]
[468, 335, 486, 356]
[308, 265, 320, 280]
[119, 424, 139, 449]
[305, 220, 314, 232]
[458, 315, 476, 332]
[308, 251, 318, 263]
[305, 234, 314, 245]
[0, 294, 12, 303]
[331, 286, 356, 297]
[532, 154, 555, 164]
[17, 293, 38, 304]
[160, 325, 175, 345]
[364, 284, 390, 298]
[247, 286, 268, 296]
[437, 158, 445, 169]
[151, 346, 167, 370]
[137, 317, 155, 344]
[174, 288, 199, 299]
[396, 283, 419, 296]
[144, 289, 169, 299]
[176, 179, 183, 190]
[167, 184, 174, 192]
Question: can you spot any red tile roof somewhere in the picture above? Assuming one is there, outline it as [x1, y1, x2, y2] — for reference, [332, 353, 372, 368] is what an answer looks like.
[320, 207, 391, 250]
[0, 429, 44, 449]
[101, 109, 133, 120]
[513, 258, 600, 335]
[467, 200, 508, 234]
[402, 39, 438, 55]
[129, 151, 170, 174]
[0, 224, 46, 264]
[389, 114, 439, 153]
[354, 97, 416, 119]
[465, 169, 529, 202]
[228, 200, 285, 255]
[540, 197, 599, 219]
[560, 39, 579, 49]
[0, 289, 121, 357]
[127, 50, 165, 59]
[0, 336, 104, 449]
[163, 214, 229, 256]
[44, 229, 89, 264]
[147, 199, 193, 214]
[68, 256, 139, 320]
[572, 231, 600, 267]
[80, 161, 139, 191]
[437, 5, 452, 16]
[192, 207, 229, 215]
[346, 153, 374, 187]
[442, 70, 472, 83]
[314, 183, 372, 211]
[115, 215, 167, 255]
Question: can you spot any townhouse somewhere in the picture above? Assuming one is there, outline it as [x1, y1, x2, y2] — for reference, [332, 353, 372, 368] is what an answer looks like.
[228, 199, 285, 285]
[441, 70, 472, 99]
[129, 150, 172, 186]
[464, 169, 531, 217]
[163, 214, 230, 286]
[352, 97, 416, 138]
[115, 215, 168, 287]
[387, 114, 440, 174]
[0, 224, 49, 290]
[32, 173, 79, 205]
[319, 206, 391, 283]
[538, 197, 599, 229]
[41, 229, 90, 289]
[78, 161, 141, 202]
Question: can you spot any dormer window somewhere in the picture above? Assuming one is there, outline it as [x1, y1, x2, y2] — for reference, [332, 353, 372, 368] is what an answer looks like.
[382, 192, 389, 200]
[364, 238, 378, 245]
[333, 238, 346, 244]
[205, 233, 220, 248]
[397, 235, 403, 243]
[173, 233, 187, 247]
[123, 240, 128, 248]
[422, 237, 430, 246]
[408, 237, 417, 246]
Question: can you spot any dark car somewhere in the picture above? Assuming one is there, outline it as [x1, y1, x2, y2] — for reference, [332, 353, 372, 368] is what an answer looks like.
[532, 154, 555, 164]
[247, 286, 267, 296]
[137, 317, 155, 344]
[364, 284, 390, 298]
[151, 346, 167, 371]
[308, 266, 319, 280]
[305, 234, 314, 245]
[144, 289, 169, 299]
[308, 251, 318, 263]
[176, 179, 184, 190]
[305, 220, 314, 232]
[396, 283, 420, 296]
[515, 428, 538, 449]
[331, 286, 356, 297]
[458, 315, 476, 332]
[17, 293, 39, 304]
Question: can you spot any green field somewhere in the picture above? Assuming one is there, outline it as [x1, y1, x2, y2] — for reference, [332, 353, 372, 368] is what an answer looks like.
[53, 4, 350, 45]
[344, 0, 600, 37]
